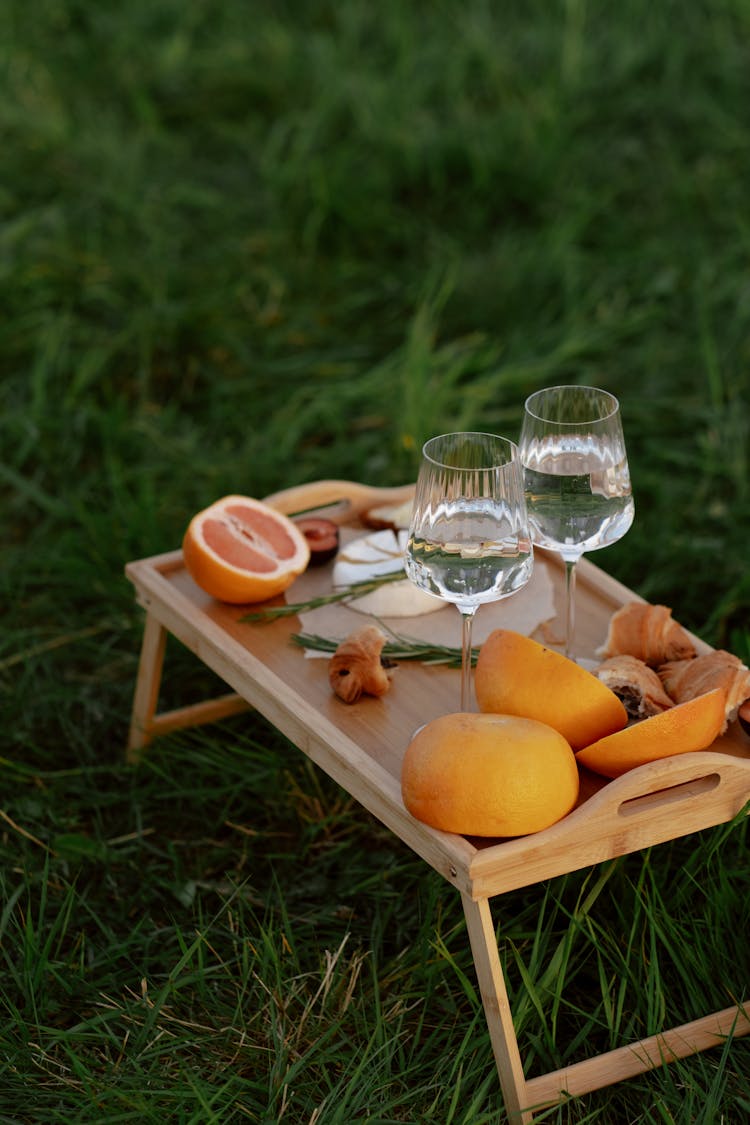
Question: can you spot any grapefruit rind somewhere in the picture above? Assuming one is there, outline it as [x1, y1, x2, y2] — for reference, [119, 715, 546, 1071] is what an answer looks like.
[575, 688, 726, 779]
[475, 629, 628, 750]
[182, 495, 310, 604]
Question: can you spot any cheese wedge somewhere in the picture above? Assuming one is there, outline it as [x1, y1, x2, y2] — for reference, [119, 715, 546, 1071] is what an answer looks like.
[332, 530, 444, 618]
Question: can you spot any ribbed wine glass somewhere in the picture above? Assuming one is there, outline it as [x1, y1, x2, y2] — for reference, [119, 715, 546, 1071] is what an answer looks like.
[404, 432, 533, 711]
[518, 385, 634, 659]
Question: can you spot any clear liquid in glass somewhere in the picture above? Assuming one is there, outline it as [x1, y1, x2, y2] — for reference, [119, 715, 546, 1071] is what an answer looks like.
[405, 500, 533, 608]
[523, 436, 634, 562]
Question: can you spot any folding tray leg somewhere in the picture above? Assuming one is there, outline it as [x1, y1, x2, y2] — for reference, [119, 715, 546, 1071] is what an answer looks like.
[461, 892, 534, 1125]
[126, 610, 251, 763]
[127, 612, 168, 762]
[462, 890, 750, 1122]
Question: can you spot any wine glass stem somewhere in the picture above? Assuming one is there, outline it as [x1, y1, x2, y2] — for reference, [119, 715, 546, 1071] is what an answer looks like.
[459, 606, 478, 711]
[563, 559, 578, 659]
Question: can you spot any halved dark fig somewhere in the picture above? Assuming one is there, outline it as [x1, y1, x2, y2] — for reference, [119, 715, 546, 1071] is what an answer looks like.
[294, 516, 340, 566]
[739, 698, 750, 737]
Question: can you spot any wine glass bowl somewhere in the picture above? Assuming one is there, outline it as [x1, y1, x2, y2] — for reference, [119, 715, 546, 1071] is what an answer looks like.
[518, 385, 634, 658]
[404, 432, 533, 711]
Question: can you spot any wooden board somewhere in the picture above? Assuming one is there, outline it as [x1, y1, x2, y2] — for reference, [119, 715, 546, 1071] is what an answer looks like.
[124, 480, 750, 903]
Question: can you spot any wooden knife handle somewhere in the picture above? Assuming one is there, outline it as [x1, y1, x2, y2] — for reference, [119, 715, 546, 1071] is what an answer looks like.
[263, 479, 415, 522]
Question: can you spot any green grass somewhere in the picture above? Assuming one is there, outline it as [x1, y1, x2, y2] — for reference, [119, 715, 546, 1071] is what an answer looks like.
[2, 0, 750, 1120]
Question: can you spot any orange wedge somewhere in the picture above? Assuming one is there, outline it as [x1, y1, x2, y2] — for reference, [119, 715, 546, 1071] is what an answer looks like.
[475, 629, 628, 750]
[575, 688, 726, 778]
[182, 495, 310, 603]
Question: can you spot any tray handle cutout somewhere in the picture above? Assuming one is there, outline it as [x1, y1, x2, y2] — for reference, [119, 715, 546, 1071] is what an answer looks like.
[577, 751, 750, 843]
[617, 772, 720, 818]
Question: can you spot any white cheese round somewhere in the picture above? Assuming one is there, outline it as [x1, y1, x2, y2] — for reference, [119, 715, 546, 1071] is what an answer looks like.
[332, 530, 444, 618]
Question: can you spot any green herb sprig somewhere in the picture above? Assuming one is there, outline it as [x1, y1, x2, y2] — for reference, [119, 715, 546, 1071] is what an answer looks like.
[290, 630, 475, 668]
[240, 569, 405, 623]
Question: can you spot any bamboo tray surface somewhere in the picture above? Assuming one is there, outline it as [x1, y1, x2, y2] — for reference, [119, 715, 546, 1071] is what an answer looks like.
[125, 480, 750, 902]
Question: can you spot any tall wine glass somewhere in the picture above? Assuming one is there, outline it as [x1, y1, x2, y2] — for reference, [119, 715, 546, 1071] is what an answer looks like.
[518, 385, 634, 659]
[404, 432, 533, 711]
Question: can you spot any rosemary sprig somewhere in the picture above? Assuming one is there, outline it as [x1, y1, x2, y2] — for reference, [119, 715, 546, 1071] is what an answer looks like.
[290, 630, 476, 668]
[240, 569, 405, 623]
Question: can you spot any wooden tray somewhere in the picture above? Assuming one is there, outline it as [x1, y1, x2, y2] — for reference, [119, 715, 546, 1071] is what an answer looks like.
[124, 479, 750, 1122]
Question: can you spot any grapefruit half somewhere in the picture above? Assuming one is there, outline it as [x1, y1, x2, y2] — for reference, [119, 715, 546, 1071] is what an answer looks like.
[182, 495, 310, 604]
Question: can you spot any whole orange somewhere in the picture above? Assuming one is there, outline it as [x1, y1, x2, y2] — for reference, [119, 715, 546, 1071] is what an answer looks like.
[401, 712, 579, 837]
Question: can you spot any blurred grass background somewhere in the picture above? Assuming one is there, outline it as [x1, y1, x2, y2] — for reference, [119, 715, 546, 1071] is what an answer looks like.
[2, 1, 749, 1121]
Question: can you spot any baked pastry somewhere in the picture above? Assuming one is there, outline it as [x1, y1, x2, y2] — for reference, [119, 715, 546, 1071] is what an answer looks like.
[598, 602, 697, 667]
[328, 625, 394, 703]
[594, 655, 674, 719]
[658, 650, 750, 732]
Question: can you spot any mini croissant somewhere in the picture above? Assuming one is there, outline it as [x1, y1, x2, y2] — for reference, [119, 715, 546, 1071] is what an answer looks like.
[594, 655, 674, 720]
[328, 625, 393, 703]
[658, 650, 750, 732]
[598, 602, 697, 667]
